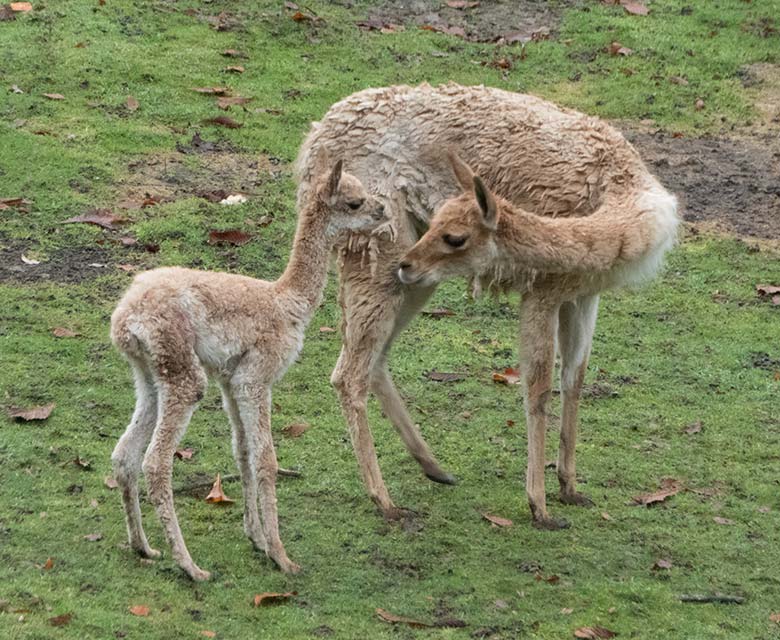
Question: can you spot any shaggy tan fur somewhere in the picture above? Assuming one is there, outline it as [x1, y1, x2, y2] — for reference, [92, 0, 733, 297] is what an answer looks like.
[110, 162, 385, 580]
[398, 152, 678, 528]
[294, 83, 678, 523]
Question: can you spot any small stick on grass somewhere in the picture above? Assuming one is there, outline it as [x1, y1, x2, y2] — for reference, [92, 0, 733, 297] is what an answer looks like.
[679, 594, 745, 605]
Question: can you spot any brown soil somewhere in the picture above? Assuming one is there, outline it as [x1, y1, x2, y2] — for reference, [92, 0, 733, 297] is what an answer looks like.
[0, 239, 114, 284]
[363, 0, 576, 42]
[117, 147, 282, 209]
[628, 131, 780, 241]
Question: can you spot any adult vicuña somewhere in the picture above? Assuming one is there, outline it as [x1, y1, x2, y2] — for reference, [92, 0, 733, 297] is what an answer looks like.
[110, 161, 385, 580]
[295, 83, 677, 525]
[398, 152, 678, 528]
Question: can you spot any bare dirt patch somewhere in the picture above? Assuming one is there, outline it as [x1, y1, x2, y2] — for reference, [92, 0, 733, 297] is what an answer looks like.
[628, 131, 780, 241]
[362, 0, 577, 42]
[739, 63, 780, 130]
[116, 145, 283, 209]
[0, 238, 113, 284]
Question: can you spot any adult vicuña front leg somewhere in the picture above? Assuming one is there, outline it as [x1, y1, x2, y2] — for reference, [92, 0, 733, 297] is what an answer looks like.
[370, 283, 455, 485]
[111, 355, 160, 559]
[520, 293, 568, 530]
[557, 294, 599, 506]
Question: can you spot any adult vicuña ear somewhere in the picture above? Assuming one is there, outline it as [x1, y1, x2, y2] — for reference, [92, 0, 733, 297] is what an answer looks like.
[473, 176, 498, 230]
[326, 159, 343, 198]
[447, 149, 475, 192]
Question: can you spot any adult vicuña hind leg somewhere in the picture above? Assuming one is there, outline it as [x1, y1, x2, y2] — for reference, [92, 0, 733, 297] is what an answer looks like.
[557, 294, 599, 506]
[111, 354, 160, 559]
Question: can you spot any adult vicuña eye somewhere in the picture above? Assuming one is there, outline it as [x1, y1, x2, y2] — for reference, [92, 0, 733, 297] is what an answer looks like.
[443, 234, 468, 248]
[348, 201, 363, 210]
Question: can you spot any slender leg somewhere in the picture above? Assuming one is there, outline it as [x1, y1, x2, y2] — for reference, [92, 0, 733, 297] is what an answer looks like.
[143, 366, 209, 581]
[221, 383, 266, 552]
[519, 293, 568, 530]
[369, 283, 456, 484]
[557, 294, 599, 506]
[111, 356, 160, 559]
[230, 376, 299, 574]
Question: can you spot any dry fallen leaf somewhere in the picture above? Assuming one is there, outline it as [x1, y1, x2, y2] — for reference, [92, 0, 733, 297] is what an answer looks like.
[695, 98, 705, 111]
[253, 592, 296, 606]
[216, 96, 253, 110]
[713, 516, 735, 525]
[43, 93, 65, 100]
[282, 422, 309, 438]
[43, 557, 54, 570]
[203, 115, 242, 129]
[756, 284, 780, 305]
[608, 41, 633, 56]
[631, 478, 681, 506]
[174, 447, 195, 460]
[205, 473, 235, 504]
[0, 197, 31, 211]
[319, 326, 336, 333]
[426, 371, 466, 383]
[601, 511, 612, 521]
[421, 307, 455, 318]
[446, 0, 480, 7]
[770, 612, 780, 624]
[291, 10, 311, 22]
[574, 626, 617, 639]
[492, 367, 521, 385]
[192, 87, 231, 95]
[48, 613, 72, 627]
[11, 2, 34, 11]
[201, 632, 216, 639]
[129, 605, 150, 617]
[8, 403, 55, 421]
[52, 327, 79, 338]
[207, 229, 252, 246]
[63, 209, 126, 230]
[21, 254, 40, 265]
[222, 49, 247, 58]
[481, 512, 513, 527]
[684, 420, 702, 435]
[759, 505, 771, 513]
[376, 608, 432, 628]
[224, 65, 245, 73]
[104, 476, 119, 489]
[83, 532, 103, 542]
[126, 95, 139, 111]
[621, 1, 648, 15]
[652, 558, 673, 570]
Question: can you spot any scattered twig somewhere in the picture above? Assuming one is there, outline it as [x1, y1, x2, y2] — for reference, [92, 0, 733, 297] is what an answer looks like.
[679, 593, 745, 604]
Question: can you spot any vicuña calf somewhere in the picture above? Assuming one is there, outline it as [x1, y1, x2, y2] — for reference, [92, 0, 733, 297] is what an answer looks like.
[110, 162, 385, 580]
[398, 153, 678, 528]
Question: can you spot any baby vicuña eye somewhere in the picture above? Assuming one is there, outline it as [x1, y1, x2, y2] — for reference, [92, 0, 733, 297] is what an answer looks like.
[443, 233, 468, 248]
[348, 200, 363, 210]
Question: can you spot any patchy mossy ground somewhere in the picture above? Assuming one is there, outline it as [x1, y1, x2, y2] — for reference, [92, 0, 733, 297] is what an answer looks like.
[1, 1, 779, 639]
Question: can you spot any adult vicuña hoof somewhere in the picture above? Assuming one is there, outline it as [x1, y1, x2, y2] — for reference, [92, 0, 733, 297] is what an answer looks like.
[425, 470, 458, 485]
[532, 516, 570, 531]
[186, 566, 212, 582]
[559, 492, 594, 507]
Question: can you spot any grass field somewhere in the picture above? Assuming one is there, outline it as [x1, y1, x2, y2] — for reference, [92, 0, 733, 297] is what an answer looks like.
[1, 1, 779, 638]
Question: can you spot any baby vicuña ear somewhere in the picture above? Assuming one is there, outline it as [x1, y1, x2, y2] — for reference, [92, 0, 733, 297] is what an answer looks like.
[447, 149, 475, 192]
[473, 176, 498, 230]
[326, 159, 344, 198]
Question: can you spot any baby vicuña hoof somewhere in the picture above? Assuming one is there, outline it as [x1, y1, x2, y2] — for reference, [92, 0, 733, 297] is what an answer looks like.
[559, 491, 594, 507]
[532, 516, 571, 531]
[136, 546, 161, 559]
[185, 566, 212, 582]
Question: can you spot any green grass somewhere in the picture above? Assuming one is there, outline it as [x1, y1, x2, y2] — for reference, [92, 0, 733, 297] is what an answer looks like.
[1, 1, 780, 638]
